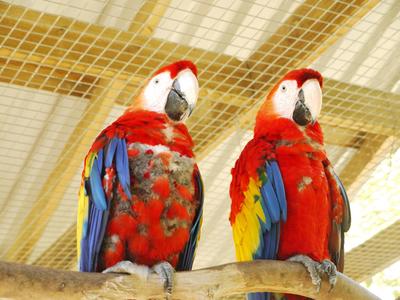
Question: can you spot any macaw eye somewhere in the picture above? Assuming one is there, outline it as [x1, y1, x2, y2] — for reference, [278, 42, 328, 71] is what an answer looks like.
[281, 85, 287, 92]
[154, 79, 159, 84]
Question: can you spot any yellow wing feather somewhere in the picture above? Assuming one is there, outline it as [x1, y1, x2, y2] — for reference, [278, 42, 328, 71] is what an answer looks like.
[232, 177, 266, 261]
[76, 152, 96, 263]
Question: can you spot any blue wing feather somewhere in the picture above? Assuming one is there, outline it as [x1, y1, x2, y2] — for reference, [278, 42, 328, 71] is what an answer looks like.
[255, 160, 287, 261]
[259, 204, 272, 232]
[270, 161, 287, 221]
[89, 153, 107, 211]
[79, 136, 131, 272]
[93, 209, 109, 270]
[266, 161, 274, 184]
[116, 138, 131, 199]
[105, 138, 118, 168]
[249, 159, 287, 300]
[97, 148, 103, 171]
[260, 180, 280, 223]
[263, 223, 279, 259]
[79, 205, 91, 271]
[88, 204, 100, 269]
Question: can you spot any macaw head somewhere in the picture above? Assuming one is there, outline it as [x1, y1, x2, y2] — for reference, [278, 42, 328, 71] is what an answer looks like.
[256, 68, 323, 127]
[132, 60, 199, 122]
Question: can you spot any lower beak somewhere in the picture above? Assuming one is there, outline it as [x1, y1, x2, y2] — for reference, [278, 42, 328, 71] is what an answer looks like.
[292, 89, 313, 126]
[165, 79, 190, 122]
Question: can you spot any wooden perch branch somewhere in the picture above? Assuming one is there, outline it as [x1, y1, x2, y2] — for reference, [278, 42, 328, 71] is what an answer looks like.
[0, 260, 380, 300]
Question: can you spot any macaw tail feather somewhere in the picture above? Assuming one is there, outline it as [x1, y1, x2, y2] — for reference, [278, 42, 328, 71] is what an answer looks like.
[286, 294, 309, 300]
[248, 293, 309, 300]
[248, 292, 270, 300]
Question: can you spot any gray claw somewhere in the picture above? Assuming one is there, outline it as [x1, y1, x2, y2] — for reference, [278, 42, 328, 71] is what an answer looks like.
[318, 259, 337, 291]
[288, 255, 322, 291]
[102, 260, 150, 280]
[152, 261, 175, 299]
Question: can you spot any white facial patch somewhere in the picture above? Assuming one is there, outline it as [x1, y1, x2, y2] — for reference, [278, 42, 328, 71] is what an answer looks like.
[142, 72, 173, 112]
[272, 79, 298, 119]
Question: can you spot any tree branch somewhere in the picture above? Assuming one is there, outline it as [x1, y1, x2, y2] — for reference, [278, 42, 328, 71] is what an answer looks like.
[0, 260, 380, 299]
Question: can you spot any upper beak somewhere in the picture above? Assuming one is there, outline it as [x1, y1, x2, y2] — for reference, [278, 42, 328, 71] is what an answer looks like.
[165, 70, 198, 122]
[292, 89, 313, 126]
[165, 79, 189, 121]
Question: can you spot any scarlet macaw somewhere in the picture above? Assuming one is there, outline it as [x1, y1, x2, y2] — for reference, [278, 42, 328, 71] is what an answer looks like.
[77, 60, 203, 296]
[229, 69, 351, 300]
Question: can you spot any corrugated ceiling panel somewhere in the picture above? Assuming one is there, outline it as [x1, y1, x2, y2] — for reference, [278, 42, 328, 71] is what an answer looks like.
[6, 0, 106, 23]
[0, 86, 87, 255]
[4, 0, 145, 29]
[346, 145, 400, 251]
[28, 171, 81, 264]
[154, 0, 301, 60]
[311, 0, 400, 90]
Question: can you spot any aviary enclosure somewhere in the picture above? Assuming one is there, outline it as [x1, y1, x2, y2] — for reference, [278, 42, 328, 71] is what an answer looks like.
[0, 0, 399, 299]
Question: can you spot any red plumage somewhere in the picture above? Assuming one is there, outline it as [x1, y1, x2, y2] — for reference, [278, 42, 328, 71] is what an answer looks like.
[271, 120, 332, 262]
[282, 68, 323, 88]
[152, 177, 171, 199]
[154, 60, 198, 78]
[90, 110, 199, 270]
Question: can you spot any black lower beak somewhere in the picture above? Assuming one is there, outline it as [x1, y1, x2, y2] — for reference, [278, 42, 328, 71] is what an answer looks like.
[292, 89, 312, 126]
[165, 80, 189, 122]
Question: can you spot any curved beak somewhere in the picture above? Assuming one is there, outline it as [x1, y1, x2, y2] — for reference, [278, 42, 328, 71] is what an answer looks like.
[165, 70, 198, 122]
[292, 79, 322, 126]
[292, 89, 312, 126]
[165, 79, 189, 121]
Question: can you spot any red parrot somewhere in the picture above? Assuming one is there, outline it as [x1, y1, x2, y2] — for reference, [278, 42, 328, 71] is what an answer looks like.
[229, 69, 351, 300]
[77, 60, 203, 296]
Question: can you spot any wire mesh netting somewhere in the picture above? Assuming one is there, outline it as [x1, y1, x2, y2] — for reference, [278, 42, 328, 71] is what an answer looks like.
[0, 0, 399, 297]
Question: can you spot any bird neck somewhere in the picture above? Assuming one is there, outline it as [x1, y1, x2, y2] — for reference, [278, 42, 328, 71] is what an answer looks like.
[254, 116, 324, 150]
[114, 110, 195, 158]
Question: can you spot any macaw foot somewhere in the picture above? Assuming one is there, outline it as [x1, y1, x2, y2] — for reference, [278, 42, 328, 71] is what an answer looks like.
[318, 259, 337, 290]
[102, 260, 175, 299]
[287, 255, 337, 292]
[102, 260, 150, 278]
[152, 261, 175, 298]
